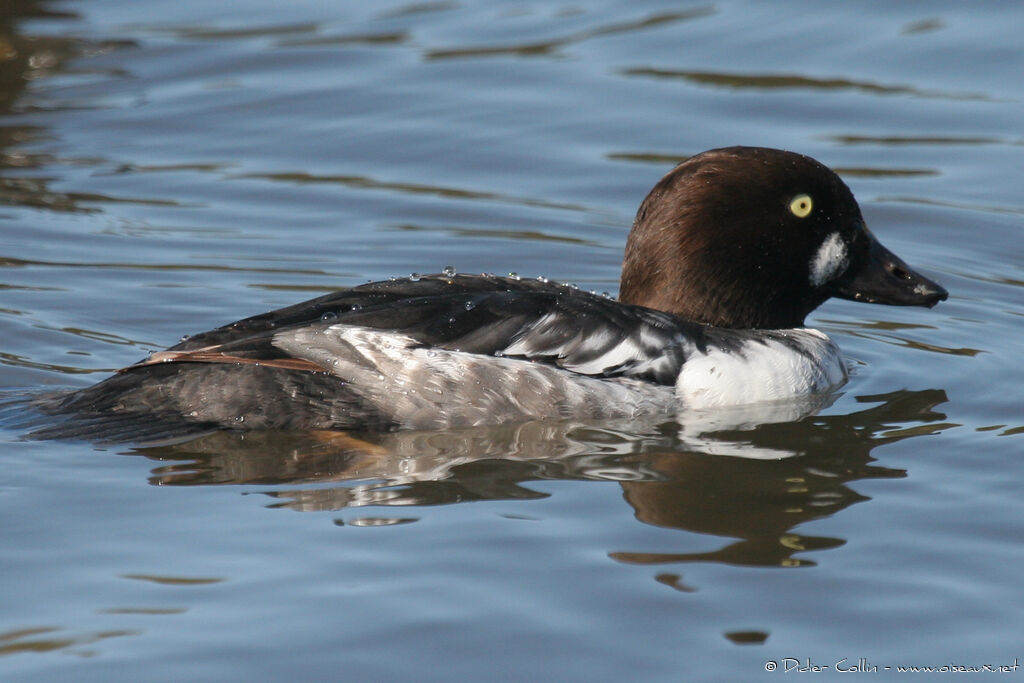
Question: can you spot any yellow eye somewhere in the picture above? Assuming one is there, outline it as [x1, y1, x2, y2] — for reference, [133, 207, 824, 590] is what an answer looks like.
[789, 194, 813, 218]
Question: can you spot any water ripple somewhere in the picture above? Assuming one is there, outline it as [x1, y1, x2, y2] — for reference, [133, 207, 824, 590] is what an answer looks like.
[237, 170, 588, 212]
[425, 7, 714, 60]
[622, 67, 999, 101]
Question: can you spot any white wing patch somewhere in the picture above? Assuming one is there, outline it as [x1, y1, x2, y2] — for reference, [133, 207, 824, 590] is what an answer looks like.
[272, 324, 677, 430]
[675, 329, 846, 409]
[809, 232, 849, 286]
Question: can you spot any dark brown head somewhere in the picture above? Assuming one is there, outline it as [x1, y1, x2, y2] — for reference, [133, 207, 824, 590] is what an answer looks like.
[618, 146, 947, 329]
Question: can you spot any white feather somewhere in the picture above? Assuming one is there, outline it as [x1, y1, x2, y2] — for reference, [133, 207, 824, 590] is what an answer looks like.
[273, 324, 677, 429]
[272, 324, 845, 427]
[809, 232, 849, 286]
[561, 336, 645, 374]
[675, 329, 846, 408]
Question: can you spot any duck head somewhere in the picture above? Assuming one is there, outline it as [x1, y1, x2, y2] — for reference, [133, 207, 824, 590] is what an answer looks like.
[618, 146, 948, 329]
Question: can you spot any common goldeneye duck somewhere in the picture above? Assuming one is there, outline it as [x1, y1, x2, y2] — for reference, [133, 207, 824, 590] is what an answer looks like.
[35, 146, 947, 441]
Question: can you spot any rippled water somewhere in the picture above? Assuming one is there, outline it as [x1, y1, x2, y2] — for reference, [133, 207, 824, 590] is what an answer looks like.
[1, 2, 1022, 681]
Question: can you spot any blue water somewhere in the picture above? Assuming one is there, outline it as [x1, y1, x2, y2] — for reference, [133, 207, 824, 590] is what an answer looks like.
[1, 2, 1022, 681]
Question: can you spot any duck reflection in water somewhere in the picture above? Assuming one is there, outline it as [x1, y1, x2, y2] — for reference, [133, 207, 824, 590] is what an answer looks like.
[132, 388, 951, 571]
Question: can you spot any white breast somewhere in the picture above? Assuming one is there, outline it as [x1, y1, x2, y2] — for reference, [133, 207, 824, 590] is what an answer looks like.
[675, 328, 847, 408]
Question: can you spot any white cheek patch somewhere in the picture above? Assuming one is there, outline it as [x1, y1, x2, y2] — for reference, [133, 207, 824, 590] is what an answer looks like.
[809, 232, 849, 286]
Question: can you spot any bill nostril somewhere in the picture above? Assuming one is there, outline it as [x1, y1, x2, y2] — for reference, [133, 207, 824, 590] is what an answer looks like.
[888, 262, 911, 280]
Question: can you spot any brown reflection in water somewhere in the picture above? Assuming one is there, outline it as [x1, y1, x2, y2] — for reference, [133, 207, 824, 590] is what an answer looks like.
[831, 166, 938, 178]
[724, 630, 769, 646]
[830, 134, 1010, 146]
[876, 194, 1024, 217]
[236, 171, 587, 212]
[0, 624, 140, 657]
[612, 390, 949, 568]
[424, 8, 713, 60]
[278, 31, 409, 48]
[0, 3, 76, 109]
[621, 67, 994, 101]
[132, 389, 951, 570]
[608, 151, 939, 178]
[823, 319, 982, 358]
[0, 3, 142, 212]
[120, 573, 225, 586]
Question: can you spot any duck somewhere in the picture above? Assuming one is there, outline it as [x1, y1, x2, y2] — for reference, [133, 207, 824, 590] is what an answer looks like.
[34, 146, 947, 442]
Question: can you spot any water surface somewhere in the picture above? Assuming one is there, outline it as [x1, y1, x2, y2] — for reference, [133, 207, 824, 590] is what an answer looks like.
[1, 2, 1022, 681]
